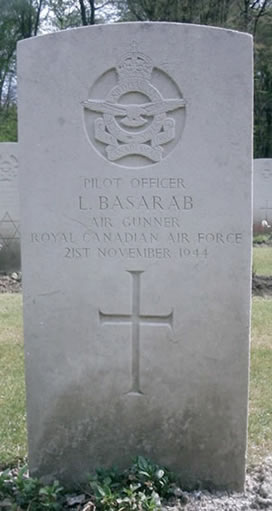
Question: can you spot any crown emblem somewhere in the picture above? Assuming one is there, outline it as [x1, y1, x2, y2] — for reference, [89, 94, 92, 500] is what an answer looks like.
[117, 41, 153, 82]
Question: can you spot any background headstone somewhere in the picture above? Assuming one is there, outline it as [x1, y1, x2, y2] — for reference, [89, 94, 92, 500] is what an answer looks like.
[18, 23, 252, 490]
[253, 159, 272, 233]
[0, 142, 20, 272]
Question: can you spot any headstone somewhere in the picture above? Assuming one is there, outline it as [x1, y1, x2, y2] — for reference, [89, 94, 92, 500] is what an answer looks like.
[0, 143, 20, 272]
[253, 159, 272, 232]
[18, 23, 252, 490]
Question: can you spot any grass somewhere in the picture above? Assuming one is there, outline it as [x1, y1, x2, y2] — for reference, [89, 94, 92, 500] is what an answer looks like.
[249, 243, 272, 463]
[0, 294, 27, 467]
[0, 294, 271, 469]
[253, 246, 272, 276]
[248, 296, 272, 462]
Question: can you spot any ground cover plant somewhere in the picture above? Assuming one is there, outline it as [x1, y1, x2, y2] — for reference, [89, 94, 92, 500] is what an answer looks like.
[0, 457, 175, 510]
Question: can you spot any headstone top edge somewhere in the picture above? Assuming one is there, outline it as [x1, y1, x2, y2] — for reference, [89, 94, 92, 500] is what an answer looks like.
[0, 142, 18, 147]
[17, 22, 253, 50]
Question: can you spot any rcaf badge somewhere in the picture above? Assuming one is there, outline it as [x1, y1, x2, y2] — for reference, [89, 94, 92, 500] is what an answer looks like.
[83, 42, 186, 167]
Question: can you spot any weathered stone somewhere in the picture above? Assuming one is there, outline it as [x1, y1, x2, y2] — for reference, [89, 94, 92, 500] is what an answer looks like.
[18, 23, 253, 490]
[253, 159, 272, 233]
[0, 143, 20, 272]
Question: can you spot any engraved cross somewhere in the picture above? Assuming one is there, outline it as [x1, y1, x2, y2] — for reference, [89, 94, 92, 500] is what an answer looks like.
[99, 270, 173, 395]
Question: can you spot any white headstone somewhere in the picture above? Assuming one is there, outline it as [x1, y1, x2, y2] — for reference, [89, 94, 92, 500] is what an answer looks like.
[18, 23, 252, 490]
[0, 142, 20, 272]
[253, 159, 272, 232]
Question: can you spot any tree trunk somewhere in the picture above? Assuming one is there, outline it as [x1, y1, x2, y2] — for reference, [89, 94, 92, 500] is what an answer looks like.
[89, 0, 95, 24]
[78, 0, 88, 25]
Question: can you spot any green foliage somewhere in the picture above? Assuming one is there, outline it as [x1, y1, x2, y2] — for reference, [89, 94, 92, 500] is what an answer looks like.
[0, 105, 17, 141]
[0, 0, 18, 105]
[48, 0, 116, 28]
[0, 466, 64, 510]
[0, 457, 174, 510]
[39, 480, 64, 510]
[48, 0, 83, 29]
[12, 466, 41, 508]
[128, 456, 175, 498]
[254, 10, 272, 158]
[88, 456, 175, 510]
[115, 0, 235, 24]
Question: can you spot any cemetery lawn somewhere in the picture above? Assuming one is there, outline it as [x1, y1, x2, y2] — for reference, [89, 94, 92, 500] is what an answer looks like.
[0, 294, 271, 469]
[253, 246, 272, 276]
[248, 296, 272, 462]
[0, 294, 26, 467]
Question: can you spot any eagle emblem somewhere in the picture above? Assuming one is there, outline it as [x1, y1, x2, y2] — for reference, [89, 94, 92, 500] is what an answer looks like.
[82, 42, 186, 166]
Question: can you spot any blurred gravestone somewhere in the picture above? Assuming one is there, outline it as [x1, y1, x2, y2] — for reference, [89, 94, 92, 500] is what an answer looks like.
[0, 143, 20, 272]
[18, 23, 252, 490]
[253, 159, 272, 233]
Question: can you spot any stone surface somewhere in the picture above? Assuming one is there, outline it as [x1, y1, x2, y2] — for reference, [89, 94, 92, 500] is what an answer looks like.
[0, 143, 20, 272]
[18, 23, 253, 490]
[253, 159, 272, 233]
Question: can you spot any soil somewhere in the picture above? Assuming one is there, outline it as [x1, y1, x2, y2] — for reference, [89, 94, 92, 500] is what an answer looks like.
[164, 457, 272, 510]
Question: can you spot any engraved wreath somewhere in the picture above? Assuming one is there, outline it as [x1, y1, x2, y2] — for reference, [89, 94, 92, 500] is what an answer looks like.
[82, 42, 186, 167]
